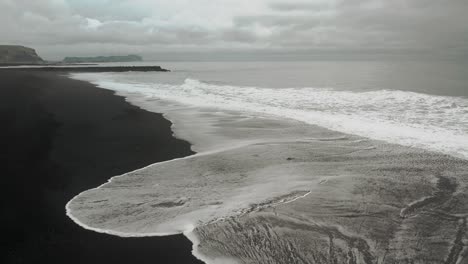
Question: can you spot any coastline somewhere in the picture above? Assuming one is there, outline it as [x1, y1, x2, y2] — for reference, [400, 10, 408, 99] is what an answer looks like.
[4, 67, 468, 263]
[0, 70, 202, 263]
[0, 66, 170, 72]
[65, 71, 468, 263]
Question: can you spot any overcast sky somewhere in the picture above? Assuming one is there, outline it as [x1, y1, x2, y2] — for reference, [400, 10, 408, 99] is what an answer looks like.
[1, 0, 467, 60]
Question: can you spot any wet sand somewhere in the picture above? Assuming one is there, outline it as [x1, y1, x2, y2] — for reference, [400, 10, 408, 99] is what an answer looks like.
[0, 70, 202, 264]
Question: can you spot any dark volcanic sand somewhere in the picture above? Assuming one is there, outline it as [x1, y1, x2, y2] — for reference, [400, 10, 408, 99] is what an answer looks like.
[0, 70, 202, 264]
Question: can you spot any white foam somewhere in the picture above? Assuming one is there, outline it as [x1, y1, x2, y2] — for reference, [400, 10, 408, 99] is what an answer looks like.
[66, 145, 321, 234]
[65, 139, 336, 264]
[185, 228, 241, 264]
[71, 73, 468, 159]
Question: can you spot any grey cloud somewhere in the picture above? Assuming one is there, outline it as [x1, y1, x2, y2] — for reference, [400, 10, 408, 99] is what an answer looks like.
[1, 0, 467, 60]
[66, 0, 151, 22]
[234, 15, 322, 29]
[241, 0, 468, 50]
[221, 29, 258, 43]
[269, 2, 330, 12]
[334, 0, 468, 49]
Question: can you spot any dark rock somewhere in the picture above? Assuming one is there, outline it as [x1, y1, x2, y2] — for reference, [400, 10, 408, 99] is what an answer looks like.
[0, 45, 44, 64]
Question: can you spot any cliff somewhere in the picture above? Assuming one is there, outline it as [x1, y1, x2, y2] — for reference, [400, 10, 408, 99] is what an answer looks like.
[63, 55, 143, 63]
[0, 45, 44, 64]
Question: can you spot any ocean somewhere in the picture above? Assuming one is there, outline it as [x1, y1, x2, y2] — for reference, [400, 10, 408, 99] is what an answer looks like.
[68, 59, 468, 263]
[71, 60, 468, 159]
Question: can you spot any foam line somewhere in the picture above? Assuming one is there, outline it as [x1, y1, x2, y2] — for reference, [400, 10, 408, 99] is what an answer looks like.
[70, 73, 468, 160]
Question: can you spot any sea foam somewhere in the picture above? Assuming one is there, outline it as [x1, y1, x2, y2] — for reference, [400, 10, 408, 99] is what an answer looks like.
[71, 73, 468, 159]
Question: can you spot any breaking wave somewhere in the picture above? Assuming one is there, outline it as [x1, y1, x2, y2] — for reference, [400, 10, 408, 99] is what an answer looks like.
[71, 74, 468, 160]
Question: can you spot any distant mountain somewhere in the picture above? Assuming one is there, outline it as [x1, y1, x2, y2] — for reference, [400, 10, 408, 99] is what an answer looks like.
[63, 55, 143, 63]
[0, 45, 44, 64]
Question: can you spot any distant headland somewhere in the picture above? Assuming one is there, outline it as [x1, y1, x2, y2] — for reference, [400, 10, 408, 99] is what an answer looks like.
[0, 45, 44, 64]
[0, 45, 168, 72]
[0, 45, 144, 65]
[63, 55, 143, 63]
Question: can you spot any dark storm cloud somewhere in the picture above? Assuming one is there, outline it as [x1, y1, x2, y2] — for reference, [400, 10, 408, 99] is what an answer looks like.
[0, 0, 467, 59]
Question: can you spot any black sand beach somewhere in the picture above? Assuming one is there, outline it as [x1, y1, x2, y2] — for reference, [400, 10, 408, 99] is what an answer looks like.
[0, 70, 202, 263]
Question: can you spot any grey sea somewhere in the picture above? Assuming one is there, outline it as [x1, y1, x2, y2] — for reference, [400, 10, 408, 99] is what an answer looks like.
[67, 59, 468, 264]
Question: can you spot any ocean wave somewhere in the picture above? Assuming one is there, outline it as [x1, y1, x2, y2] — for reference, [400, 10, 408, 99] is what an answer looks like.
[71, 74, 468, 159]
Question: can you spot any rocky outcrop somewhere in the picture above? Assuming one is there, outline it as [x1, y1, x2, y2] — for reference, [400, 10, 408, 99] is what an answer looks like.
[63, 55, 143, 63]
[0, 45, 44, 64]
